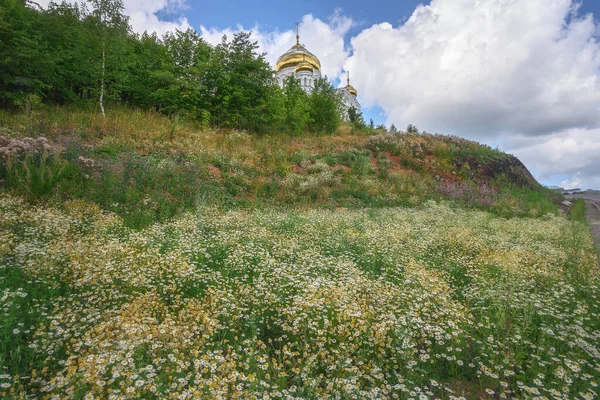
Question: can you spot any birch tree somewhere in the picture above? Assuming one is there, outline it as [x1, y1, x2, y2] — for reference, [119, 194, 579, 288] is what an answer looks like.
[88, 0, 126, 117]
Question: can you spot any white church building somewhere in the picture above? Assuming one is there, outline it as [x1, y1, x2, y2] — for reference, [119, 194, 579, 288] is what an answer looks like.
[274, 26, 361, 120]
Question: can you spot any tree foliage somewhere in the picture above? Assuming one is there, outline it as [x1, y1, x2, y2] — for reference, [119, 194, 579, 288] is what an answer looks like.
[308, 78, 341, 135]
[282, 76, 310, 135]
[348, 106, 366, 130]
[0, 1, 342, 134]
[407, 124, 419, 134]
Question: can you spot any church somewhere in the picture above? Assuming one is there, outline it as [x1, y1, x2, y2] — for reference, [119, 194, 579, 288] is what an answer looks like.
[274, 26, 361, 121]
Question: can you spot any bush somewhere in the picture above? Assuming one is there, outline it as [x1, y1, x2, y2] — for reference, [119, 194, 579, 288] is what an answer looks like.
[0, 135, 77, 200]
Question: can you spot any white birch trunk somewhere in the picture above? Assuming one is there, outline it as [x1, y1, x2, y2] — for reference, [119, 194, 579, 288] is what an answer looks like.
[100, 46, 106, 118]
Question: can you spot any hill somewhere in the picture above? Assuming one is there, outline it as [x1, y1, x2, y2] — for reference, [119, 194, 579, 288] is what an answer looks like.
[2, 107, 599, 399]
[1, 106, 554, 228]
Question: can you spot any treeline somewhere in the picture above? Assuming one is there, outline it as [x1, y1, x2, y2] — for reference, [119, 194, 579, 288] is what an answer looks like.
[0, 0, 348, 134]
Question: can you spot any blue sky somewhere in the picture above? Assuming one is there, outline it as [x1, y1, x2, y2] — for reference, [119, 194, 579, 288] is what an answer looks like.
[182, 0, 599, 37]
[181, 1, 438, 127]
[182, 0, 429, 35]
[180, 0, 600, 134]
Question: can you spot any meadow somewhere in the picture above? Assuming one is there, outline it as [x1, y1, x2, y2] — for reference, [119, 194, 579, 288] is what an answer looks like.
[1, 195, 598, 399]
[0, 107, 598, 399]
[0, 106, 556, 229]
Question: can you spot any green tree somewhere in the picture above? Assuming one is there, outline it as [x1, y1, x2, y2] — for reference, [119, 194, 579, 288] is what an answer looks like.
[152, 29, 212, 117]
[195, 32, 280, 132]
[308, 77, 341, 135]
[282, 76, 310, 135]
[40, 2, 86, 103]
[407, 124, 419, 134]
[120, 32, 169, 109]
[226, 32, 278, 131]
[255, 84, 285, 134]
[348, 106, 366, 130]
[389, 123, 398, 133]
[0, 0, 52, 106]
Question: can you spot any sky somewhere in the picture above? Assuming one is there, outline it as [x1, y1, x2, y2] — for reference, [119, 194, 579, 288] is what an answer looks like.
[37, 0, 600, 189]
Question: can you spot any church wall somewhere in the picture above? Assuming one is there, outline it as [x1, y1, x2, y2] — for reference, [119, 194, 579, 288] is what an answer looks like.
[337, 89, 361, 122]
[275, 67, 321, 90]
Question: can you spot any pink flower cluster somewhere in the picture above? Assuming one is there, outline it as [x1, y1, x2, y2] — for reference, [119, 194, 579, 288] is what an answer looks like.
[0, 135, 52, 159]
[438, 180, 499, 207]
[77, 156, 97, 168]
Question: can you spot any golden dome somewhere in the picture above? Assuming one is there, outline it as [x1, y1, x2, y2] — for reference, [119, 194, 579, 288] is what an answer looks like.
[276, 45, 321, 72]
[275, 26, 321, 72]
[345, 71, 357, 97]
[346, 84, 358, 97]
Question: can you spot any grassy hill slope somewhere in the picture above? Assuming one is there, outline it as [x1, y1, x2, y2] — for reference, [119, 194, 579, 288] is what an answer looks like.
[3, 107, 598, 399]
[1, 106, 556, 228]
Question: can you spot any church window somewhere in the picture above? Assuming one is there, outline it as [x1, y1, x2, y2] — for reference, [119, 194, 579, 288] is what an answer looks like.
[304, 77, 307, 86]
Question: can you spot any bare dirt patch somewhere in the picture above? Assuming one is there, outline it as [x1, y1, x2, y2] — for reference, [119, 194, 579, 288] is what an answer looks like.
[208, 164, 222, 179]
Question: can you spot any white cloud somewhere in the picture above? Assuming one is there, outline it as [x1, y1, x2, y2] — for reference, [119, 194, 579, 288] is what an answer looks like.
[126, 1, 190, 36]
[35, 0, 190, 35]
[502, 127, 600, 189]
[199, 12, 353, 78]
[561, 174, 583, 190]
[344, 0, 600, 188]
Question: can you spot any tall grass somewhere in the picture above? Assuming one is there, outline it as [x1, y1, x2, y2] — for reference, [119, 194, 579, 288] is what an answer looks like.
[570, 199, 587, 223]
[0, 104, 190, 142]
[2, 151, 78, 201]
[1, 106, 559, 228]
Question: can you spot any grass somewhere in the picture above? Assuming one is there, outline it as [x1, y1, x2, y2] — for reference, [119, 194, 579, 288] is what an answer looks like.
[570, 199, 587, 223]
[0, 195, 598, 398]
[1, 105, 597, 398]
[2, 105, 558, 228]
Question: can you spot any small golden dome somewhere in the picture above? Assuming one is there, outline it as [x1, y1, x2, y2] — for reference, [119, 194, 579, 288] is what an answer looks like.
[295, 62, 314, 73]
[295, 54, 314, 73]
[346, 84, 358, 97]
[345, 71, 357, 97]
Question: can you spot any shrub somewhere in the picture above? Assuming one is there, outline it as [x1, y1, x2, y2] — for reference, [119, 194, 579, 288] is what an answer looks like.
[0, 135, 77, 200]
[282, 169, 341, 202]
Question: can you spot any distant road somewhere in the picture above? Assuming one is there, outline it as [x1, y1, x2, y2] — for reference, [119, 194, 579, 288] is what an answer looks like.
[569, 191, 600, 202]
[569, 192, 600, 257]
